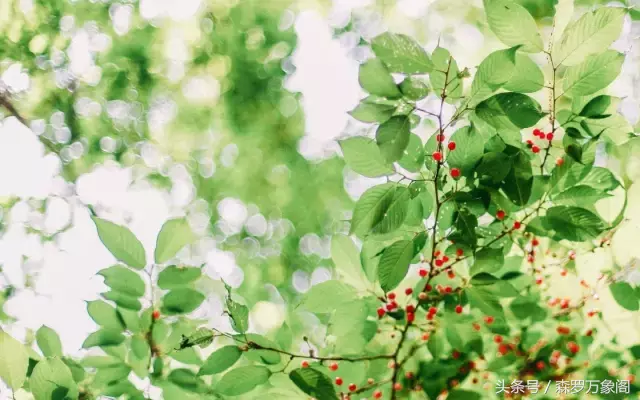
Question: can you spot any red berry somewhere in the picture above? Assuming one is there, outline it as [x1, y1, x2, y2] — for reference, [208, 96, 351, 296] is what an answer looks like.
[373, 390, 383, 399]
[422, 333, 430, 341]
[407, 312, 415, 323]
[426, 313, 434, 320]
[442, 255, 449, 262]
[434, 250, 441, 257]
[405, 371, 414, 379]
[532, 238, 539, 246]
[302, 361, 309, 368]
[556, 158, 564, 166]
[546, 133, 554, 141]
[394, 382, 403, 391]
[405, 287, 413, 295]
[451, 168, 461, 179]
[494, 335, 503, 343]
[432, 151, 443, 162]
[513, 221, 521, 229]
[425, 284, 432, 291]
[435, 259, 444, 267]
[335, 377, 343, 385]
[536, 361, 545, 370]
[406, 305, 415, 313]
[388, 292, 396, 300]
[448, 141, 456, 151]
[455, 305, 463, 314]
[535, 277, 543, 285]
[498, 344, 509, 355]
[456, 248, 464, 257]
[418, 292, 428, 300]
[532, 145, 540, 153]
[329, 362, 338, 371]
[419, 269, 427, 277]
[436, 134, 445, 142]
[533, 129, 542, 137]
[348, 383, 357, 392]
[377, 307, 385, 318]
[568, 251, 576, 260]
[152, 310, 160, 320]
[428, 307, 437, 314]
[484, 316, 494, 324]
[557, 326, 570, 335]
[585, 329, 593, 336]
[444, 286, 452, 293]
[496, 210, 506, 220]
[567, 341, 580, 354]
[560, 269, 567, 277]
[452, 350, 461, 359]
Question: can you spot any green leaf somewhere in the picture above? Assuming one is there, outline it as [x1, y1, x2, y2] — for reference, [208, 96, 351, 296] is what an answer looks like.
[92, 217, 146, 269]
[359, 58, 401, 98]
[199, 346, 242, 376]
[168, 369, 207, 393]
[30, 357, 78, 400]
[483, 0, 544, 53]
[349, 102, 396, 123]
[371, 32, 434, 74]
[466, 286, 505, 319]
[157, 266, 202, 289]
[610, 282, 639, 311]
[503, 54, 545, 93]
[36, 326, 63, 358]
[554, 185, 611, 207]
[155, 218, 196, 264]
[339, 137, 394, 178]
[467, 47, 518, 105]
[118, 308, 142, 333]
[242, 334, 282, 365]
[431, 47, 463, 101]
[102, 290, 142, 311]
[378, 239, 414, 292]
[477, 152, 512, 184]
[562, 51, 624, 96]
[290, 368, 339, 400]
[447, 126, 485, 174]
[376, 116, 411, 163]
[476, 92, 546, 131]
[553, 7, 626, 66]
[472, 247, 505, 275]
[581, 167, 621, 191]
[502, 150, 533, 206]
[398, 133, 425, 172]
[178, 328, 214, 350]
[399, 77, 430, 100]
[0, 330, 29, 390]
[350, 183, 409, 237]
[82, 329, 125, 348]
[97, 265, 145, 297]
[579, 95, 621, 118]
[545, 206, 607, 241]
[299, 281, 358, 313]
[87, 300, 124, 331]
[216, 366, 271, 396]
[161, 288, 205, 315]
[226, 298, 249, 334]
[331, 235, 370, 291]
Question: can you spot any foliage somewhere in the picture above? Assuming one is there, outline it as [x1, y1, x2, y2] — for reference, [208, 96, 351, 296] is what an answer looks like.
[0, 1, 639, 400]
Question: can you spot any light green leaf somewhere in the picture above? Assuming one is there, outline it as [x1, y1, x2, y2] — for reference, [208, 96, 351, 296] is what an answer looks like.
[339, 137, 394, 178]
[97, 265, 145, 297]
[447, 126, 485, 174]
[331, 235, 370, 291]
[466, 286, 505, 319]
[472, 248, 505, 275]
[36, 326, 63, 358]
[398, 133, 425, 172]
[102, 290, 142, 311]
[554, 185, 611, 207]
[552, 0, 575, 47]
[349, 102, 395, 123]
[92, 217, 146, 269]
[82, 329, 125, 348]
[503, 54, 544, 93]
[553, 7, 626, 66]
[290, 368, 339, 400]
[0, 330, 29, 390]
[299, 281, 358, 313]
[545, 206, 607, 241]
[241, 334, 281, 365]
[579, 95, 621, 118]
[371, 32, 434, 74]
[376, 116, 411, 163]
[475, 92, 546, 131]
[158, 266, 202, 289]
[430, 47, 463, 101]
[468, 47, 518, 106]
[580, 167, 621, 191]
[161, 288, 205, 315]
[484, 0, 544, 53]
[30, 357, 78, 400]
[155, 218, 196, 264]
[610, 282, 639, 311]
[378, 239, 414, 292]
[399, 77, 430, 100]
[216, 366, 271, 396]
[350, 183, 409, 237]
[562, 51, 624, 96]
[199, 346, 242, 376]
[131, 336, 151, 361]
[87, 300, 124, 331]
[583, 113, 633, 146]
[226, 298, 249, 334]
[359, 58, 401, 98]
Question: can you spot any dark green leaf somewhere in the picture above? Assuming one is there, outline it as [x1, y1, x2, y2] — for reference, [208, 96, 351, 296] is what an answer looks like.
[476, 92, 546, 131]
[545, 206, 607, 241]
[290, 368, 339, 400]
[376, 116, 411, 162]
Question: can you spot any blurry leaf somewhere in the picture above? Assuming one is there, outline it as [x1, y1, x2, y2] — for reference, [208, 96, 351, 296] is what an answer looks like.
[178, 328, 214, 350]
[610, 282, 639, 311]
[226, 298, 249, 334]
[545, 206, 607, 241]
[0, 331, 29, 390]
[484, 0, 544, 52]
[161, 288, 205, 315]
[168, 369, 207, 393]
[199, 346, 242, 376]
[30, 357, 78, 400]
[92, 217, 146, 269]
[36, 326, 63, 358]
[349, 102, 395, 123]
[466, 287, 505, 319]
[371, 32, 433, 74]
[472, 248, 504, 275]
[216, 366, 271, 396]
[299, 281, 358, 313]
[290, 368, 339, 400]
[563, 51, 624, 96]
[331, 235, 371, 290]
[243, 334, 282, 365]
[339, 137, 394, 178]
[399, 77, 430, 100]
[157, 266, 202, 289]
[97, 265, 145, 297]
[155, 218, 196, 264]
[358, 58, 401, 98]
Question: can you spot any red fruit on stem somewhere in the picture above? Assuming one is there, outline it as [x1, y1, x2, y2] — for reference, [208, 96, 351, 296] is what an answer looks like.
[536, 277, 543, 285]
[425, 284, 432, 291]
[152, 310, 160, 320]
[373, 391, 383, 399]
[567, 341, 580, 354]
[428, 307, 437, 314]
[435, 259, 444, 267]
[494, 335, 503, 343]
[448, 141, 456, 151]
[419, 269, 427, 277]
[436, 134, 445, 142]
[536, 361, 545, 370]
[546, 133, 554, 141]
[335, 377, 343, 385]
[456, 248, 464, 257]
[533, 129, 542, 137]
[442, 255, 449, 262]
[418, 292, 428, 300]
[394, 383, 403, 391]
[433, 151, 443, 162]
[556, 158, 564, 166]
[302, 361, 309, 368]
[532, 238, 539, 246]
[561, 269, 567, 276]
[451, 168, 461, 178]
[422, 333, 430, 341]
[498, 344, 509, 355]
[407, 312, 415, 323]
[406, 305, 415, 313]
[447, 270, 455, 279]
[472, 322, 481, 331]
[532, 145, 540, 153]
[496, 210, 506, 220]
[329, 362, 338, 371]
[556, 326, 570, 335]
[405, 287, 413, 295]
[452, 350, 461, 359]
[455, 305, 463, 314]
[513, 221, 522, 229]
[377, 308, 385, 318]
[484, 316, 494, 324]
[348, 383, 357, 392]
[444, 286, 453, 293]
[388, 292, 396, 300]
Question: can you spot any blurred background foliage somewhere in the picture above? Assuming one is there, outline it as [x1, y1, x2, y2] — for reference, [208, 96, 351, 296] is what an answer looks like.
[0, 0, 639, 355]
